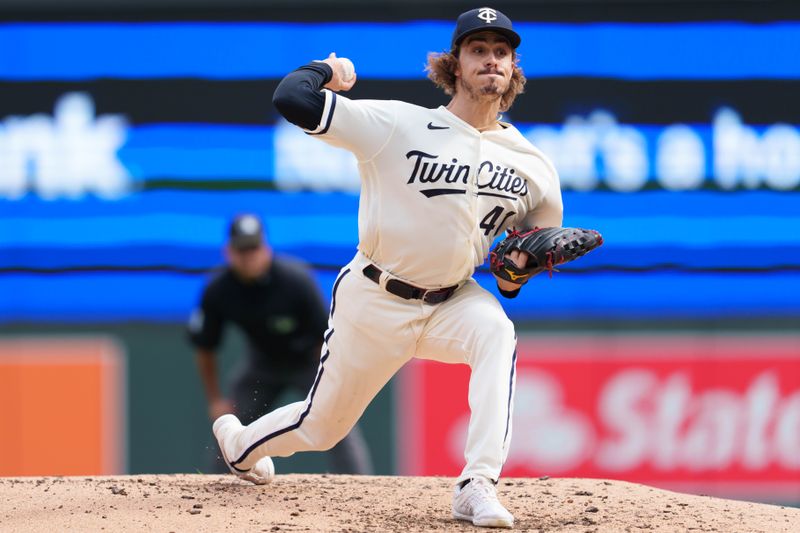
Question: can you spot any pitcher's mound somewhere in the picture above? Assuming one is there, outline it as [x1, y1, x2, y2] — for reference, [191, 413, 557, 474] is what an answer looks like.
[0, 474, 797, 532]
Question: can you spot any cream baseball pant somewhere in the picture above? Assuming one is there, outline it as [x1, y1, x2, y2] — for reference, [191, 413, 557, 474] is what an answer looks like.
[225, 252, 518, 484]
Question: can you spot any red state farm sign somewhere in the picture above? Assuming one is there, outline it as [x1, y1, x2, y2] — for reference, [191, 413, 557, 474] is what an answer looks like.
[397, 335, 800, 499]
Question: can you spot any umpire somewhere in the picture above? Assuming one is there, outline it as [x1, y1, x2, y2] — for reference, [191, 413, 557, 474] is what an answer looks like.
[188, 213, 373, 474]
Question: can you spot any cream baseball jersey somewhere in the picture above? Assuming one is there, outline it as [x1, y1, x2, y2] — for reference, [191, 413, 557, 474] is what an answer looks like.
[306, 90, 564, 288]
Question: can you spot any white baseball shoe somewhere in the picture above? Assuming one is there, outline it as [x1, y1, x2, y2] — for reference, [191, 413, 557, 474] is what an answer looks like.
[212, 414, 275, 485]
[452, 476, 514, 528]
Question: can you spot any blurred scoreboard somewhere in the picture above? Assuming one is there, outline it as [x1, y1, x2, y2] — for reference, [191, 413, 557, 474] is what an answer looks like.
[1, 21, 798, 321]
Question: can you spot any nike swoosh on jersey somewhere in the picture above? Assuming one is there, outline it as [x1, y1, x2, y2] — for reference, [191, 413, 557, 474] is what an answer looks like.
[427, 122, 450, 130]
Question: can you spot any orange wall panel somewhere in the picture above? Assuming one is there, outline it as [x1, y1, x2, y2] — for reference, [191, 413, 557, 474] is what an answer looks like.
[0, 338, 125, 476]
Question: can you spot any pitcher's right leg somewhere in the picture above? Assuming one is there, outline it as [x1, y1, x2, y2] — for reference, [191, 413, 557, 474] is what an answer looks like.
[215, 262, 419, 474]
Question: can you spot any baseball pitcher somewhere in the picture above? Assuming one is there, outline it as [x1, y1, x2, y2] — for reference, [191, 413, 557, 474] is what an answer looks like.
[213, 7, 602, 528]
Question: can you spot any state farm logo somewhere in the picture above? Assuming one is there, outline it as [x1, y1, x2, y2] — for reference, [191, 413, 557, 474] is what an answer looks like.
[593, 370, 800, 472]
[448, 368, 800, 475]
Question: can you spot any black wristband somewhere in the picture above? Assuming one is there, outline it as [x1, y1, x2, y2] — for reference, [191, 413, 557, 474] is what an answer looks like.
[498, 286, 521, 299]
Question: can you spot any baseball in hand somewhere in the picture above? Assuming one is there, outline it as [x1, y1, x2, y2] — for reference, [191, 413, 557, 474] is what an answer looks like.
[338, 57, 355, 82]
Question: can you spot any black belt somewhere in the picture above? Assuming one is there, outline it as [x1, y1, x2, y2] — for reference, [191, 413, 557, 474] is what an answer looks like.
[362, 264, 458, 305]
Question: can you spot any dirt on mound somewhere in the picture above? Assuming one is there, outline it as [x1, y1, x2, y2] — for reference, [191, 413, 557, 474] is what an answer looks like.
[0, 474, 797, 532]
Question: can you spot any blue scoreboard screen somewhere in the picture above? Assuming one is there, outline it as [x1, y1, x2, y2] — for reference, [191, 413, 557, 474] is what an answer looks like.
[1, 21, 798, 321]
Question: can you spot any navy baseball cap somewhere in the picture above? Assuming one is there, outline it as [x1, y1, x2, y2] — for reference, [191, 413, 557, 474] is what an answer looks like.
[451, 7, 521, 50]
[228, 214, 264, 249]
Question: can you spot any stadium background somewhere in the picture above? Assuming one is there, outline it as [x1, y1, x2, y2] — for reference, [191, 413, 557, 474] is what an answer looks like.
[1, 0, 798, 506]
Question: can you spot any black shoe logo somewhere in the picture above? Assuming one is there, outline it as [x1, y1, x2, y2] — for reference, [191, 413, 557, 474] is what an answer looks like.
[427, 122, 450, 130]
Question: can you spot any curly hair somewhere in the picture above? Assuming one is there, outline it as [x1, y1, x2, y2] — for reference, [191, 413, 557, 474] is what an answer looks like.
[425, 49, 526, 113]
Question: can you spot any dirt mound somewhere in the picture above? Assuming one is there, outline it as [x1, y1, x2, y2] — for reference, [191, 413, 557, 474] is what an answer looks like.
[0, 474, 796, 532]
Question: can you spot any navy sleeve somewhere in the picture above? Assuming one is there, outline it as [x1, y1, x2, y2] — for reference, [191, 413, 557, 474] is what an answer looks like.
[187, 285, 226, 350]
[272, 62, 334, 131]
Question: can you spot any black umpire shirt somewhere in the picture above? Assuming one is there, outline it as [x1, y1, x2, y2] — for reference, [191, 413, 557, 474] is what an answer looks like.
[187, 256, 328, 373]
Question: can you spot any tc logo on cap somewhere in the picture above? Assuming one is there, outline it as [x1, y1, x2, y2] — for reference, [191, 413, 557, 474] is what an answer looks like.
[478, 7, 497, 23]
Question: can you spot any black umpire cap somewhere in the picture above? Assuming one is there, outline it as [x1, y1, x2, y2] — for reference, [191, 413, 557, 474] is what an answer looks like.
[228, 213, 265, 250]
[451, 7, 521, 50]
